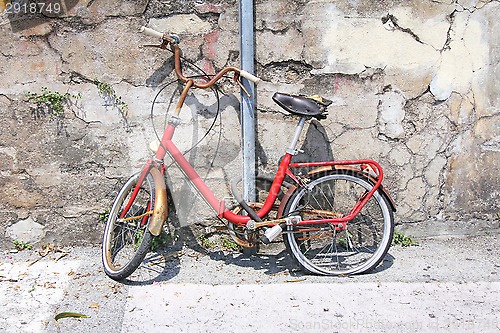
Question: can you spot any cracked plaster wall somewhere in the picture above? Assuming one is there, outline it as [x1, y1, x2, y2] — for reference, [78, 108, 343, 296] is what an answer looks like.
[0, 0, 498, 247]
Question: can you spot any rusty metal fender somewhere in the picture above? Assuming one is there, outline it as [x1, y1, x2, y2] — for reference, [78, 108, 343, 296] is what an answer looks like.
[276, 185, 298, 218]
[307, 165, 397, 212]
[148, 167, 168, 236]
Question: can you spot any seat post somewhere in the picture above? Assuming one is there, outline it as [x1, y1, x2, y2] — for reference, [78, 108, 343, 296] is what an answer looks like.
[287, 117, 306, 155]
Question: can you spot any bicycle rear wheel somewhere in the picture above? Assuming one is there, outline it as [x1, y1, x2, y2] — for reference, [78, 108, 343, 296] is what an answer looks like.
[102, 172, 154, 280]
[283, 170, 394, 275]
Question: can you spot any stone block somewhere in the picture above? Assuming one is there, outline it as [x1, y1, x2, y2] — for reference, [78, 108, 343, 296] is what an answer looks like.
[0, 39, 61, 90]
[387, 5, 451, 49]
[47, 18, 164, 86]
[256, 28, 303, 65]
[302, 3, 440, 80]
[6, 217, 45, 244]
[256, 0, 301, 31]
[377, 90, 406, 139]
[474, 114, 500, 142]
[150, 14, 212, 35]
[401, 177, 427, 219]
[331, 128, 392, 160]
[195, 1, 227, 15]
[424, 155, 448, 188]
[430, 9, 491, 102]
[388, 145, 412, 167]
[211, 29, 238, 69]
[63, 0, 148, 23]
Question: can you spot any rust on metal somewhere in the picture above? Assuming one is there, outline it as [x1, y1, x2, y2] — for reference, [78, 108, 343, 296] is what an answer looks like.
[148, 167, 168, 236]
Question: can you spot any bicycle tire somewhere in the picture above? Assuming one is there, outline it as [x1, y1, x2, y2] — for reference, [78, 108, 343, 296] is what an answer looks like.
[283, 170, 394, 276]
[102, 172, 155, 280]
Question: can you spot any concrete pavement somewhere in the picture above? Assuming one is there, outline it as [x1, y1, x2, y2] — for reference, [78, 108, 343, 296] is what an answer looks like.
[1, 233, 498, 332]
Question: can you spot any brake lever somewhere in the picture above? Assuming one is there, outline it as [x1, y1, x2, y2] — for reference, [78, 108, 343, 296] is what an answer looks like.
[234, 74, 251, 98]
[140, 38, 172, 50]
[139, 44, 163, 49]
[139, 42, 172, 51]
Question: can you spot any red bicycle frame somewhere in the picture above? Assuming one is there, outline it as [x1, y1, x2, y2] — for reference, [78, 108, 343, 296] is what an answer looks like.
[138, 116, 384, 228]
[120, 31, 387, 233]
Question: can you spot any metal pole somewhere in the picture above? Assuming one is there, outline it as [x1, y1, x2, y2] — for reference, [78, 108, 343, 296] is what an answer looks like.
[239, 0, 256, 201]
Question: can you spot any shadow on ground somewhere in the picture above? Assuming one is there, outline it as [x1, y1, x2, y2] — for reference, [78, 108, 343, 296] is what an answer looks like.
[121, 225, 395, 285]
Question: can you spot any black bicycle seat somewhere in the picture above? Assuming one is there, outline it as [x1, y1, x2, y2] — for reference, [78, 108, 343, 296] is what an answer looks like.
[272, 92, 331, 120]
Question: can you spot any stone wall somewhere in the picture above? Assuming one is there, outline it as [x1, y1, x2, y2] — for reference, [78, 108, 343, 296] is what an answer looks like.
[0, 0, 498, 247]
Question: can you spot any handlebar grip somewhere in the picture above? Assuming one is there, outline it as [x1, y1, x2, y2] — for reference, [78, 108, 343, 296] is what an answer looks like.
[240, 70, 261, 85]
[140, 26, 164, 39]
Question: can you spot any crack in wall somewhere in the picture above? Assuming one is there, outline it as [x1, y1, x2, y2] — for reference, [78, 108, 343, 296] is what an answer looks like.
[381, 14, 424, 44]
[441, 9, 457, 51]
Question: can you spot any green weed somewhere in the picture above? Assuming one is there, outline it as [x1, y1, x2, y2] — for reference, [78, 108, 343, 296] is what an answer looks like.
[13, 240, 33, 251]
[152, 230, 179, 251]
[338, 232, 353, 249]
[199, 234, 216, 249]
[134, 229, 146, 249]
[93, 79, 128, 125]
[26, 87, 81, 119]
[198, 234, 241, 252]
[221, 237, 241, 252]
[135, 228, 179, 251]
[392, 231, 417, 247]
[98, 210, 110, 223]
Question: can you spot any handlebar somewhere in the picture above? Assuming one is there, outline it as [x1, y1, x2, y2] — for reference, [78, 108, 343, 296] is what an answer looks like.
[140, 26, 164, 40]
[139, 26, 261, 85]
[239, 70, 261, 84]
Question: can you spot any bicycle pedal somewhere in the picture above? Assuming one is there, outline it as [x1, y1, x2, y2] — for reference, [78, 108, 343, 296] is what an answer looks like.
[261, 224, 283, 244]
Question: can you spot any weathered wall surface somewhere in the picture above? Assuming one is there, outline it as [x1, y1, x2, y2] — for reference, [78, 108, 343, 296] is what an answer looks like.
[0, 0, 498, 247]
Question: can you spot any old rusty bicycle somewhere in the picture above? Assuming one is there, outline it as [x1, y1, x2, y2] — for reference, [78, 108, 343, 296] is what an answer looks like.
[102, 26, 396, 280]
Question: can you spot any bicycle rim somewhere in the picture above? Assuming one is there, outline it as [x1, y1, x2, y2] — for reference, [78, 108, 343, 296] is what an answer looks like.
[102, 172, 154, 280]
[284, 171, 394, 275]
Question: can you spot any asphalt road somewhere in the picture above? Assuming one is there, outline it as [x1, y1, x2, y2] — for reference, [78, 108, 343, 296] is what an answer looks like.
[1, 233, 498, 333]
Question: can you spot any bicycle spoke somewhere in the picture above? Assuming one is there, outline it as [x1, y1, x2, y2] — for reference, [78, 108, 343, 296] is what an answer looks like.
[309, 187, 333, 214]
[102, 172, 157, 280]
[285, 171, 394, 275]
[318, 185, 335, 212]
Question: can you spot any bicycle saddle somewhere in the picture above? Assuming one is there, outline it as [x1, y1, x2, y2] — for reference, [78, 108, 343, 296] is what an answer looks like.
[272, 92, 331, 120]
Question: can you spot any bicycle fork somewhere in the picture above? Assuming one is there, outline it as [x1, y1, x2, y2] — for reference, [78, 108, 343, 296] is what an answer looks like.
[147, 165, 168, 236]
[121, 161, 168, 237]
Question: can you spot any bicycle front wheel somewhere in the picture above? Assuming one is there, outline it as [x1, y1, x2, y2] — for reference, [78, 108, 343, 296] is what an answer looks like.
[283, 170, 394, 276]
[102, 172, 155, 280]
